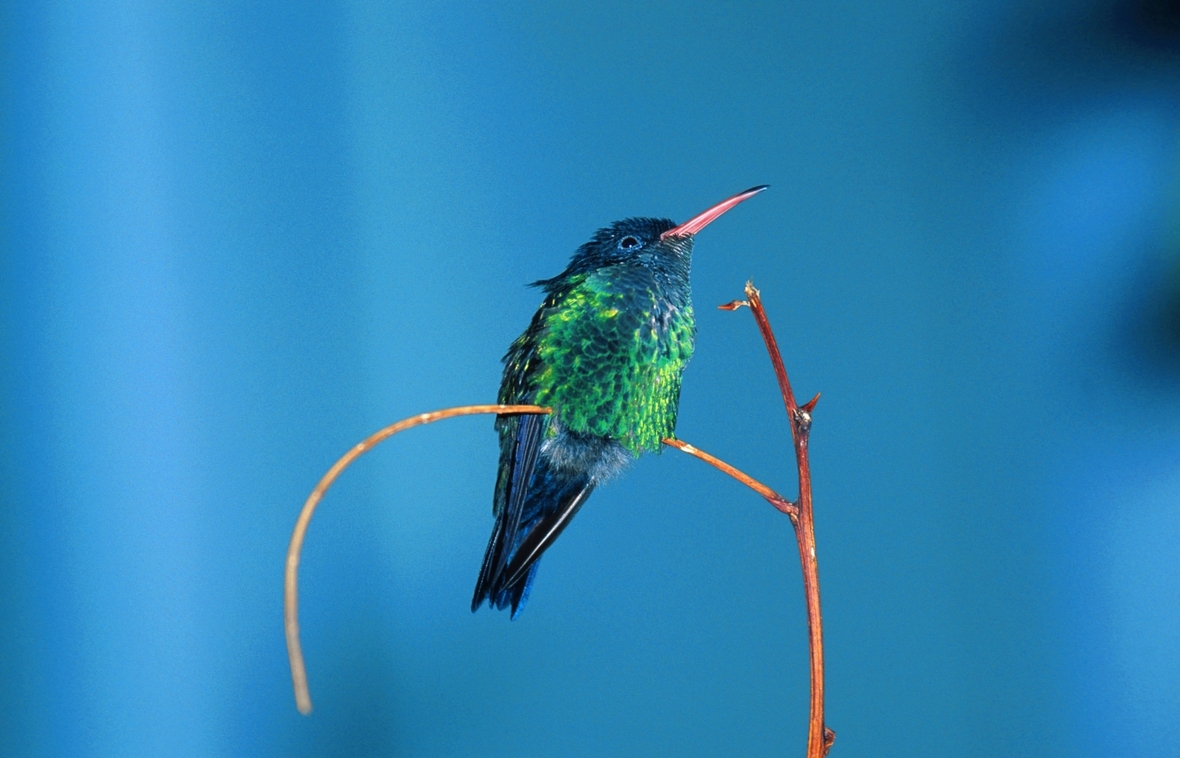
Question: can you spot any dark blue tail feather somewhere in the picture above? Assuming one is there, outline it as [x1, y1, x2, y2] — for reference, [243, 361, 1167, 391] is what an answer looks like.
[473, 447, 591, 617]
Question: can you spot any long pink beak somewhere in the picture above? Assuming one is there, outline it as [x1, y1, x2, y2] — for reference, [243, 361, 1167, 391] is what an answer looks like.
[660, 185, 769, 240]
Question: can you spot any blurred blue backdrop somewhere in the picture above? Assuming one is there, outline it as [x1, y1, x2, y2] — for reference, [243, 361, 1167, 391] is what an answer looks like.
[3, 1, 1179, 756]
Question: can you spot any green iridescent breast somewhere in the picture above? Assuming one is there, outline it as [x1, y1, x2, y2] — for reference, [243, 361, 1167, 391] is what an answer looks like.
[519, 267, 695, 453]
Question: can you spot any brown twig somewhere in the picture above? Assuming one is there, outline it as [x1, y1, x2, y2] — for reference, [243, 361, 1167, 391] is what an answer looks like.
[661, 438, 798, 522]
[284, 404, 551, 714]
[726, 282, 833, 756]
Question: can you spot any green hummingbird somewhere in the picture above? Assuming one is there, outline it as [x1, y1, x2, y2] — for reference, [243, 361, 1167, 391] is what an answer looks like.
[472, 186, 769, 618]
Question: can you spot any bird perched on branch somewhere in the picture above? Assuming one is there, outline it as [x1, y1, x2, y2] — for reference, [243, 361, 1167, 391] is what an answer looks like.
[472, 186, 768, 617]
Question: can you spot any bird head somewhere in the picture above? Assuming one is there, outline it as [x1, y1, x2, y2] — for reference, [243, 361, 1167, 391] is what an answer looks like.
[540, 186, 768, 285]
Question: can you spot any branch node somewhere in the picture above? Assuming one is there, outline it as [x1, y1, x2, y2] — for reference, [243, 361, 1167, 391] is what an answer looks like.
[823, 727, 836, 754]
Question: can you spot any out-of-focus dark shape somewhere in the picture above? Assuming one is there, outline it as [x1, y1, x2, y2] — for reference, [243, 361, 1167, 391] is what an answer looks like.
[1115, 0, 1180, 49]
[1125, 187, 1180, 378]
[972, 1, 1180, 377]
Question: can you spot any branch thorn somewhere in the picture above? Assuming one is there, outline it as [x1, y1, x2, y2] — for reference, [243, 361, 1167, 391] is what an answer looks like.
[718, 300, 748, 311]
[802, 393, 821, 413]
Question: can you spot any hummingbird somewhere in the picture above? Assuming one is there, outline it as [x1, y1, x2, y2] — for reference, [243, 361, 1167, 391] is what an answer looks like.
[472, 186, 769, 618]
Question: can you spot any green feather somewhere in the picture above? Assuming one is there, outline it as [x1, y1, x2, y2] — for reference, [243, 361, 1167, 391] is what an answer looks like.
[504, 267, 695, 454]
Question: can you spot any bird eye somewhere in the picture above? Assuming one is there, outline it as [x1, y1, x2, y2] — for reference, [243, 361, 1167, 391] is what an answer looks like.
[619, 235, 641, 250]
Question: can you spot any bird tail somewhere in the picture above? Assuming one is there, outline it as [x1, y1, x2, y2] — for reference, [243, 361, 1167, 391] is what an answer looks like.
[472, 441, 593, 618]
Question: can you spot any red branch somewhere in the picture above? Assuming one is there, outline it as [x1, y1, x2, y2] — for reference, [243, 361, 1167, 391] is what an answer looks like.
[722, 283, 833, 756]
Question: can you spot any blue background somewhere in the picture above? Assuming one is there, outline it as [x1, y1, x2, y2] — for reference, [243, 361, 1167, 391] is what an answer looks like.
[3, 1, 1179, 755]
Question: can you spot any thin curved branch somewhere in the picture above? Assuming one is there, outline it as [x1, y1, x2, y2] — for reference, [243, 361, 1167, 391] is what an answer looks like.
[285, 404, 804, 716]
[284, 404, 550, 714]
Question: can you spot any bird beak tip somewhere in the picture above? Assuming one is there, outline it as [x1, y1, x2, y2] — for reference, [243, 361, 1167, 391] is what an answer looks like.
[661, 185, 769, 240]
